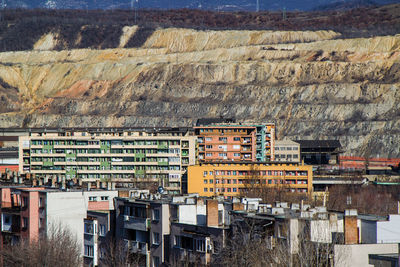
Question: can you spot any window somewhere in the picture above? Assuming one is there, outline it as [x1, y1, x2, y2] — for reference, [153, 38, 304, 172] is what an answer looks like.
[204, 188, 208, 192]
[203, 171, 208, 176]
[153, 256, 160, 267]
[153, 209, 160, 221]
[209, 171, 213, 176]
[39, 197, 44, 207]
[206, 153, 213, 157]
[84, 223, 94, 234]
[88, 196, 97, 202]
[23, 217, 28, 229]
[174, 236, 181, 247]
[206, 145, 213, 149]
[233, 137, 240, 141]
[293, 154, 299, 159]
[227, 188, 231, 192]
[152, 232, 160, 245]
[196, 239, 205, 252]
[275, 147, 280, 151]
[233, 188, 237, 192]
[210, 188, 213, 192]
[205, 137, 212, 141]
[209, 179, 213, 183]
[101, 196, 109, 201]
[204, 179, 208, 184]
[22, 197, 28, 208]
[99, 224, 106, 236]
[84, 245, 94, 257]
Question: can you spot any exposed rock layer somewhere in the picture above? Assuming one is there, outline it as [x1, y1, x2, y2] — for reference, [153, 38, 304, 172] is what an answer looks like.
[0, 28, 399, 157]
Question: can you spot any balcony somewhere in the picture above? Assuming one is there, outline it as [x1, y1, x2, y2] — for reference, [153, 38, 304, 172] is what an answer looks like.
[125, 240, 149, 255]
[123, 216, 150, 231]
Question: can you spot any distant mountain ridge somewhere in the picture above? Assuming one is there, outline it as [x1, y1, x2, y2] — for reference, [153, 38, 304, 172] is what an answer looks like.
[314, 0, 378, 11]
[2, 0, 400, 11]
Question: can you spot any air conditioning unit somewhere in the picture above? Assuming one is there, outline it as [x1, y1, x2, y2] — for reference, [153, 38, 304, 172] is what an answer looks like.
[124, 215, 130, 221]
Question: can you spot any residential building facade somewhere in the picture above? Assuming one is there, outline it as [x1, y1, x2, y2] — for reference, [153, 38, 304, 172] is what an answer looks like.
[187, 162, 313, 197]
[0, 186, 118, 258]
[274, 140, 300, 163]
[194, 123, 275, 163]
[18, 128, 196, 194]
[115, 193, 171, 267]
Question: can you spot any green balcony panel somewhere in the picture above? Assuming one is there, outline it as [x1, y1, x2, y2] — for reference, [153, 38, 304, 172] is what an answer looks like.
[157, 143, 168, 149]
[43, 161, 54, 167]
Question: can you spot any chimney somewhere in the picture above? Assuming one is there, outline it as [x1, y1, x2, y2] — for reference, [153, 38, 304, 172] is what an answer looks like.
[206, 199, 219, 227]
[233, 202, 244, 211]
[344, 209, 358, 244]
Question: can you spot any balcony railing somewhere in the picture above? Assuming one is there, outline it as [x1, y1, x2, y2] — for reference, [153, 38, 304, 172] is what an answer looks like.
[125, 239, 148, 255]
[123, 216, 150, 231]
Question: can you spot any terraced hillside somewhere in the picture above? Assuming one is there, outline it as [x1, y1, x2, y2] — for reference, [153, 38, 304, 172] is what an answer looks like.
[0, 8, 399, 157]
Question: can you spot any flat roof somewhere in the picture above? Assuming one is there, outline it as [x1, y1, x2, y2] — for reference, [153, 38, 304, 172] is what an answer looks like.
[0, 127, 193, 133]
[296, 140, 342, 149]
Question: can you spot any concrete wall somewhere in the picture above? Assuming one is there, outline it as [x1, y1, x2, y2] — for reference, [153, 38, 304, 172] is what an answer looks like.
[310, 220, 331, 243]
[361, 220, 377, 244]
[377, 215, 400, 243]
[334, 243, 398, 267]
[83, 190, 118, 210]
[178, 205, 197, 225]
[46, 191, 87, 255]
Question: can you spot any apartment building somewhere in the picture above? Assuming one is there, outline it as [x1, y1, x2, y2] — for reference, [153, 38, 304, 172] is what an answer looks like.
[274, 140, 300, 163]
[194, 123, 275, 162]
[187, 162, 313, 197]
[115, 192, 171, 267]
[0, 186, 117, 257]
[83, 210, 115, 266]
[18, 128, 196, 194]
[169, 197, 233, 266]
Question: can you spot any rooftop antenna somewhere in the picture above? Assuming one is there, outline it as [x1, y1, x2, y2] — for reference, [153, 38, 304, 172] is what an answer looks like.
[132, 0, 139, 24]
[282, 7, 287, 20]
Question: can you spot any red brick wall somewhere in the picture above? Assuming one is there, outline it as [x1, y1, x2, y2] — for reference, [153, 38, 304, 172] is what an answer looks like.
[206, 199, 218, 227]
[344, 216, 358, 244]
[88, 201, 109, 211]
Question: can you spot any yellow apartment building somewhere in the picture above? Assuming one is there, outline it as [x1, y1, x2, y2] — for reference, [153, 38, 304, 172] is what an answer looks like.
[188, 162, 312, 197]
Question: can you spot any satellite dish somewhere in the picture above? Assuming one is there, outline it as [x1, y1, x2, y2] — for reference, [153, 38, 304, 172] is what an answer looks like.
[158, 186, 165, 194]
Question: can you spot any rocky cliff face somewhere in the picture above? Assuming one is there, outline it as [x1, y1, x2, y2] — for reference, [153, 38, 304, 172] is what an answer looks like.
[0, 28, 399, 157]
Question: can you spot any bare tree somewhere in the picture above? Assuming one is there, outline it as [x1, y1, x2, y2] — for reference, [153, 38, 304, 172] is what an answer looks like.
[99, 238, 144, 267]
[0, 224, 81, 267]
[213, 215, 345, 267]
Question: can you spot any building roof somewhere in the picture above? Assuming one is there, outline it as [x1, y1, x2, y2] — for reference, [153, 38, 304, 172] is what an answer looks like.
[296, 140, 342, 149]
[0, 127, 193, 134]
[275, 139, 300, 146]
[196, 118, 235, 126]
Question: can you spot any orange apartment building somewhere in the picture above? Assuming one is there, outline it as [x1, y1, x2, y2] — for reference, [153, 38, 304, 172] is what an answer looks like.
[194, 124, 275, 163]
[187, 162, 313, 197]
